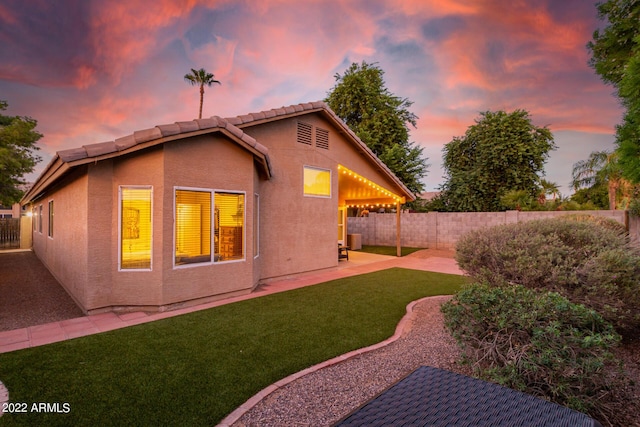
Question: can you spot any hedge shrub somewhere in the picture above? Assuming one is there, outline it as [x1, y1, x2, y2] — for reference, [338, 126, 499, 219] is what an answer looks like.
[441, 284, 622, 416]
[455, 216, 640, 332]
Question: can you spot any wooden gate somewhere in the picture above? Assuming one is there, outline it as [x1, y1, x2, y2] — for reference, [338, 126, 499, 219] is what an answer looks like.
[0, 218, 20, 249]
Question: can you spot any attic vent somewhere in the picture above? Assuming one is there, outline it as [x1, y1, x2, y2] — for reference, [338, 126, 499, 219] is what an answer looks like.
[316, 128, 329, 150]
[297, 122, 313, 145]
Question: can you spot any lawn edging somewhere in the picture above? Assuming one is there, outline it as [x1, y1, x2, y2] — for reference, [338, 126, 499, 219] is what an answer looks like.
[217, 294, 451, 427]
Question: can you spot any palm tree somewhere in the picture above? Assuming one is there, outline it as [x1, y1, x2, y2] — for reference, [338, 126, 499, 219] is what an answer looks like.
[571, 150, 629, 210]
[539, 179, 560, 202]
[184, 68, 221, 119]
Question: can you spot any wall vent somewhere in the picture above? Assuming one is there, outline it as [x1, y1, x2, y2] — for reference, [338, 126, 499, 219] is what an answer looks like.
[297, 122, 313, 145]
[316, 128, 329, 150]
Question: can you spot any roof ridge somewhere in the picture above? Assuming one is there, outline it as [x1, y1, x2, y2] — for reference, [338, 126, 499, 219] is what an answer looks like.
[57, 115, 247, 163]
[223, 101, 327, 125]
[57, 101, 330, 162]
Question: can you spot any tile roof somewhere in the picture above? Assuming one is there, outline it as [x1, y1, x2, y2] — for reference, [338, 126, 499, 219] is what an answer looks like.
[55, 101, 330, 165]
[56, 115, 267, 163]
[23, 101, 414, 203]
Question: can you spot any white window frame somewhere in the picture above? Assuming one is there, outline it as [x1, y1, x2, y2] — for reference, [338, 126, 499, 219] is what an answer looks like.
[47, 199, 54, 239]
[118, 186, 153, 272]
[303, 165, 332, 198]
[253, 193, 259, 259]
[173, 187, 247, 269]
[38, 204, 43, 233]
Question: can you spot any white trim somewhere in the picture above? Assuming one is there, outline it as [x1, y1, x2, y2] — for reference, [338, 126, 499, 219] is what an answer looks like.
[47, 199, 54, 239]
[172, 187, 247, 269]
[254, 193, 259, 259]
[303, 165, 332, 198]
[38, 204, 43, 234]
[173, 186, 214, 269]
[215, 189, 247, 264]
[118, 185, 153, 272]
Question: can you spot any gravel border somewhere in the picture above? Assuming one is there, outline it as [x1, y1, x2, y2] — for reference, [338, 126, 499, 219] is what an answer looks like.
[223, 295, 465, 427]
[0, 251, 83, 332]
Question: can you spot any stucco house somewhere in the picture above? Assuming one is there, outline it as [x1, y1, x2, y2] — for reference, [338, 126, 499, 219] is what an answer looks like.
[21, 101, 414, 314]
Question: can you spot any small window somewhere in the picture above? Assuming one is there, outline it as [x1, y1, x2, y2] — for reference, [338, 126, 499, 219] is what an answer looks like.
[120, 187, 153, 270]
[316, 128, 329, 150]
[38, 205, 43, 233]
[175, 189, 211, 266]
[48, 200, 54, 238]
[297, 122, 312, 145]
[304, 166, 331, 197]
[253, 193, 259, 258]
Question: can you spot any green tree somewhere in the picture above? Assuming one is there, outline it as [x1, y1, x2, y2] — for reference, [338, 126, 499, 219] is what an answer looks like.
[570, 184, 609, 209]
[571, 150, 630, 209]
[0, 100, 42, 205]
[439, 110, 555, 212]
[588, 0, 640, 183]
[500, 189, 533, 211]
[325, 61, 428, 194]
[539, 179, 560, 202]
[184, 68, 221, 119]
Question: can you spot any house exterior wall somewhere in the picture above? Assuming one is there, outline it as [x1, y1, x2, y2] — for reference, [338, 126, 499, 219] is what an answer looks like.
[25, 108, 414, 313]
[160, 135, 258, 306]
[249, 117, 337, 279]
[30, 135, 261, 313]
[242, 113, 401, 280]
[106, 148, 165, 310]
[30, 170, 90, 309]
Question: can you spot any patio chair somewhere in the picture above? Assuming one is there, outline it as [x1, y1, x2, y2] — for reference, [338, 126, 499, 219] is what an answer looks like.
[338, 244, 349, 261]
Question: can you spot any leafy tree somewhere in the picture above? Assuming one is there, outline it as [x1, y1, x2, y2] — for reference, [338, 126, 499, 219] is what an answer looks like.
[325, 61, 429, 194]
[588, 0, 640, 183]
[0, 100, 42, 206]
[439, 110, 556, 212]
[571, 150, 630, 209]
[184, 68, 221, 119]
[570, 185, 609, 209]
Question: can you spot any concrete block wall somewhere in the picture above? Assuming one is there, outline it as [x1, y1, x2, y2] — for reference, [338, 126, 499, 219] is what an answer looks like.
[348, 210, 632, 250]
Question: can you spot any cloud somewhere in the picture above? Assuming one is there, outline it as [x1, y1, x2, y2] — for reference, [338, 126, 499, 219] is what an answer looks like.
[0, 0, 623, 194]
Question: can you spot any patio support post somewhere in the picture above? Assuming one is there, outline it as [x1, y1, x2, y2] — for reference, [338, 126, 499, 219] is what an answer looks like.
[396, 202, 401, 257]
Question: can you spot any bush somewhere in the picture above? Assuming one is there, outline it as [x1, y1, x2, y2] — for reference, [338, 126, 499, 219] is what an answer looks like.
[441, 284, 622, 416]
[560, 214, 628, 235]
[455, 216, 640, 331]
[456, 216, 628, 290]
[576, 248, 640, 332]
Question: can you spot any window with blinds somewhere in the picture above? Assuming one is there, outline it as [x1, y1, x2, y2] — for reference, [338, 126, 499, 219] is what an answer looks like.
[175, 189, 211, 265]
[215, 192, 244, 261]
[120, 187, 152, 270]
[303, 166, 331, 197]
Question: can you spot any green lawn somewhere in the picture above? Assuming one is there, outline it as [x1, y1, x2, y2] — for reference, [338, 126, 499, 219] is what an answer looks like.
[359, 245, 425, 257]
[0, 268, 466, 426]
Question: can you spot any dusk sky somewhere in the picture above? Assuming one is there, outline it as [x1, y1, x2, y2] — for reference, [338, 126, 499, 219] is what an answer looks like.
[0, 0, 623, 195]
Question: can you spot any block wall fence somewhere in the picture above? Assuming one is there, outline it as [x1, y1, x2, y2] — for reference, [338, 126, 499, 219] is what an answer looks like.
[347, 210, 639, 250]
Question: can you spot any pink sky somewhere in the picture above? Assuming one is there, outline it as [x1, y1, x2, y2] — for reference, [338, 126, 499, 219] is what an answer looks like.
[0, 0, 622, 195]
